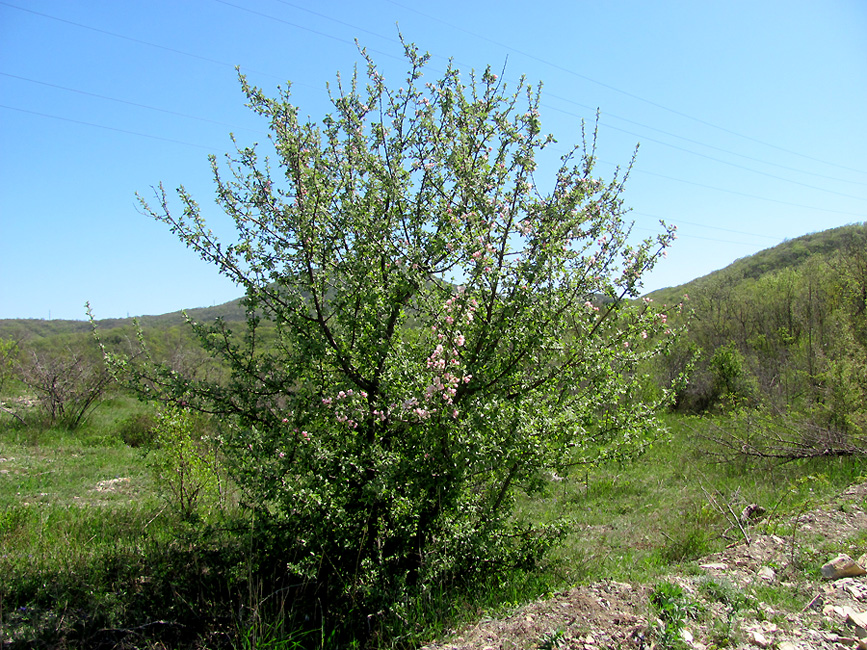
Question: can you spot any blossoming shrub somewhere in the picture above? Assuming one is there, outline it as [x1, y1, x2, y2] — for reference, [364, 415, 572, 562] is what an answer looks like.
[115, 40, 680, 637]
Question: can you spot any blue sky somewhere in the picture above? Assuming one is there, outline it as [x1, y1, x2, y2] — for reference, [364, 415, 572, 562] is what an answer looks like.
[1, 0, 865, 321]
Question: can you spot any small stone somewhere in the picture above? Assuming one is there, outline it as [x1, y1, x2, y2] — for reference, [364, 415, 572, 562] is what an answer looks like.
[821, 554, 867, 579]
[757, 566, 776, 582]
[699, 562, 728, 571]
[846, 609, 867, 634]
[749, 630, 770, 647]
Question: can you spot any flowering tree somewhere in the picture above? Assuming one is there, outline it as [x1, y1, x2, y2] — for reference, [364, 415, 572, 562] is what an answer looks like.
[117, 41, 679, 633]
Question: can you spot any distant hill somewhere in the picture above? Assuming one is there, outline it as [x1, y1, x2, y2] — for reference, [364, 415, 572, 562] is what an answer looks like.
[0, 296, 249, 342]
[4, 222, 864, 343]
[646, 222, 866, 304]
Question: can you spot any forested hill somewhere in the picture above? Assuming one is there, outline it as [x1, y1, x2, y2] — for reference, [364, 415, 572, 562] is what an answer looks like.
[0, 297, 248, 342]
[645, 220, 866, 424]
[646, 222, 866, 304]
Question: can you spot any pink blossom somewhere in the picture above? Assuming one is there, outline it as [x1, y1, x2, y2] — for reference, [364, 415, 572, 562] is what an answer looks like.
[456, 334, 465, 346]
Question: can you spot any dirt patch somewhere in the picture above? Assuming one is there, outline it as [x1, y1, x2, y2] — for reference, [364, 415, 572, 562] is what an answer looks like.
[424, 482, 867, 649]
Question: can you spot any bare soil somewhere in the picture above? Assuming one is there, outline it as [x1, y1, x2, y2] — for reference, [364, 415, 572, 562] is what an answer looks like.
[423, 482, 867, 650]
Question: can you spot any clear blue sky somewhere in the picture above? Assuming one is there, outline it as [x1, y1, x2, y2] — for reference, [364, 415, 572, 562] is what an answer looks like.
[1, 0, 865, 321]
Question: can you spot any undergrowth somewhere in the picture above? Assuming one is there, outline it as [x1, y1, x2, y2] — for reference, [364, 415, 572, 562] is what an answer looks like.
[1, 406, 864, 648]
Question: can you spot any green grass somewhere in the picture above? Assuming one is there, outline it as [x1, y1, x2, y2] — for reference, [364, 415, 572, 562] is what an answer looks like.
[1, 403, 865, 649]
[515, 413, 865, 587]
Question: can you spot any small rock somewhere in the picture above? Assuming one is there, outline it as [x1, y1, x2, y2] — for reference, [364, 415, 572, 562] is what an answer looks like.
[846, 608, 867, 635]
[749, 630, 770, 647]
[803, 594, 824, 611]
[821, 554, 867, 579]
[757, 566, 776, 582]
[699, 562, 728, 571]
[741, 503, 765, 521]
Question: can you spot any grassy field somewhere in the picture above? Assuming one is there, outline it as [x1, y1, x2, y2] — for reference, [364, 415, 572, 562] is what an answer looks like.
[1, 396, 864, 648]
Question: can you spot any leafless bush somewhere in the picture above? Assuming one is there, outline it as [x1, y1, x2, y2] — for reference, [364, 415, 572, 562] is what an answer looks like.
[698, 409, 866, 463]
[15, 344, 112, 429]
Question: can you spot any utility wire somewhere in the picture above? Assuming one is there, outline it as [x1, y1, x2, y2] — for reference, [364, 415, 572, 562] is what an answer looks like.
[223, 0, 867, 185]
[5, 0, 862, 192]
[383, 0, 867, 176]
[0, 104, 216, 150]
[0, 1, 281, 80]
[0, 72, 268, 135]
[3, 2, 864, 224]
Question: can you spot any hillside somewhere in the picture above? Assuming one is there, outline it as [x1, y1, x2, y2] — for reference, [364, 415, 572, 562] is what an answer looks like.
[646, 221, 866, 305]
[0, 296, 248, 342]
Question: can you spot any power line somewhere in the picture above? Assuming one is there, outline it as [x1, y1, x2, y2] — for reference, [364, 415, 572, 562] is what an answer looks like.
[210, 0, 867, 198]
[383, 0, 867, 176]
[224, 0, 867, 187]
[0, 72, 267, 135]
[3, 1, 864, 223]
[631, 212, 781, 241]
[544, 91, 867, 188]
[0, 1, 280, 81]
[7, 0, 863, 196]
[632, 166, 865, 218]
[0, 104, 217, 150]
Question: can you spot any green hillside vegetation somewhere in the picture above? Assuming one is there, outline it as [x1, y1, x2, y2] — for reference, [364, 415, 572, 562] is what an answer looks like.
[0, 295, 249, 343]
[2, 221, 865, 648]
[647, 222, 865, 305]
[648, 222, 867, 440]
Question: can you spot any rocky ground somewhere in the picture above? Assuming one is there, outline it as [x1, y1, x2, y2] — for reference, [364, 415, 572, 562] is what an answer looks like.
[423, 482, 867, 650]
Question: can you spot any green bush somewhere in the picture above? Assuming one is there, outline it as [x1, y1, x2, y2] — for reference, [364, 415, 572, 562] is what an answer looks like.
[709, 343, 757, 410]
[148, 406, 224, 521]
[99, 40, 680, 641]
[116, 411, 158, 447]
